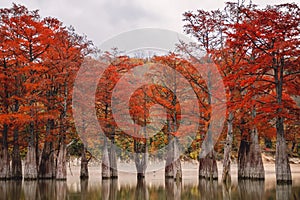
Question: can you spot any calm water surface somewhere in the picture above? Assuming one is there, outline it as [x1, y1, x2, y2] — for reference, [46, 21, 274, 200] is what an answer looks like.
[0, 164, 299, 200]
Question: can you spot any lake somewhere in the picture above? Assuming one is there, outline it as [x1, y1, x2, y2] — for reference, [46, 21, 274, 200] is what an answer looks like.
[0, 163, 299, 200]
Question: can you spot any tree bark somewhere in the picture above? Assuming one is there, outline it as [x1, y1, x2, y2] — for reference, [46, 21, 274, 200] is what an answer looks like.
[237, 128, 264, 180]
[134, 140, 147, 179]
[276, 117, 292, 184]
[222, 112, 233, 184]
[0, 124, 10, 180]
[198, 151, 218, 180]
[165, 134, 174, 179]
[24, 123, 38, 180]
[11, 128, 22, 180]
[80, 146, 89, 179]
[274, 58, 292, 183]
[102, 137, 110, 179]
[38, 141, 55, 179]
[24, 145, 38, 180]
[39, 119, 55, 179]
[109, 137, 118, 179]
[56, 140, 67, 180]
[173, 138, 182, 182]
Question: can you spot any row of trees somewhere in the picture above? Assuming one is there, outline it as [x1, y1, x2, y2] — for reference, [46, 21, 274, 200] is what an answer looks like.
[182, 1, 299, 183]
[0, 4, 92, 180]
[0, 2, 299, 184]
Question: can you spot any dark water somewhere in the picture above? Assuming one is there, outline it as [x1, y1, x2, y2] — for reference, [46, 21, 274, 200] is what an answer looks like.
[0, 178, 299, 200]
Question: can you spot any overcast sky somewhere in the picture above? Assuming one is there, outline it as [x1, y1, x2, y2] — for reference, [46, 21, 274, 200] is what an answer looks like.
[1, 0, 297, 47]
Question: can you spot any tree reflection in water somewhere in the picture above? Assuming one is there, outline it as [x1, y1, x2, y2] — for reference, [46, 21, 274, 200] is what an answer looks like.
[0, 177, 299, 199]
[238, 180, 265, 200]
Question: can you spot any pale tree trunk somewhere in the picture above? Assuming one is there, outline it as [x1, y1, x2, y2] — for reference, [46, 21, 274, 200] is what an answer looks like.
[274, 59, 292, 183]
[165, 133, 174, 178]
[276, 117, 292, 183]
[56, 140, 67, 180]
[238, 117, 264, 180]
[109, 136, 118, 179]
[198, 69, 218, 180]
[199, 128, 218, 180]
[80, 146, 89, 179]
[56, 84, 68, 180]
[12, 128, 22, 180]
[0, 124, 10, 180]
[24, 123, 38, 180]
[135, 95, 148, 180]
[199, 151, 218, 180]
[24, 145, 38, 180]
[222, 112, 233, 184]
[134, 140, 148, 179]
[102, 137, 110, 179]
[173, 138, 182, 182]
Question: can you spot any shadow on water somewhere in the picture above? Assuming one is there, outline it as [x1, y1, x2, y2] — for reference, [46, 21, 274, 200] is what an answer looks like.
[0, 178, 300, 200]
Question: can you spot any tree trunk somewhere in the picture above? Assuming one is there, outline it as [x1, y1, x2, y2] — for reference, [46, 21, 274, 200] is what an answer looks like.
[173, 138, 182, 182]
[11, 128, 22, 180]
[56, 140, 67, 180]
[102, 137, 110, 179]
[24, 145, 38, 180]
[199, 151, 218, 180]
[238, 127, 264, 180]
[38, 141, 55, 179]
[24, 123, 38, 180]
[274, 58, 292, 183]
[134, 140, 148, 179]
[222, 113, 233, 184]
[276, 117, 292, 184]
[39, 119, 55, 179]
[165, 134, 174, 178]
[0, 124, 10, 180]
[80, 146, 89, 179]
[109, 137, 118, 179]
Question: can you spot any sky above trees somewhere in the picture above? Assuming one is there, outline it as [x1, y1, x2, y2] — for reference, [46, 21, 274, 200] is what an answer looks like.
[0, 0, 296, 46]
